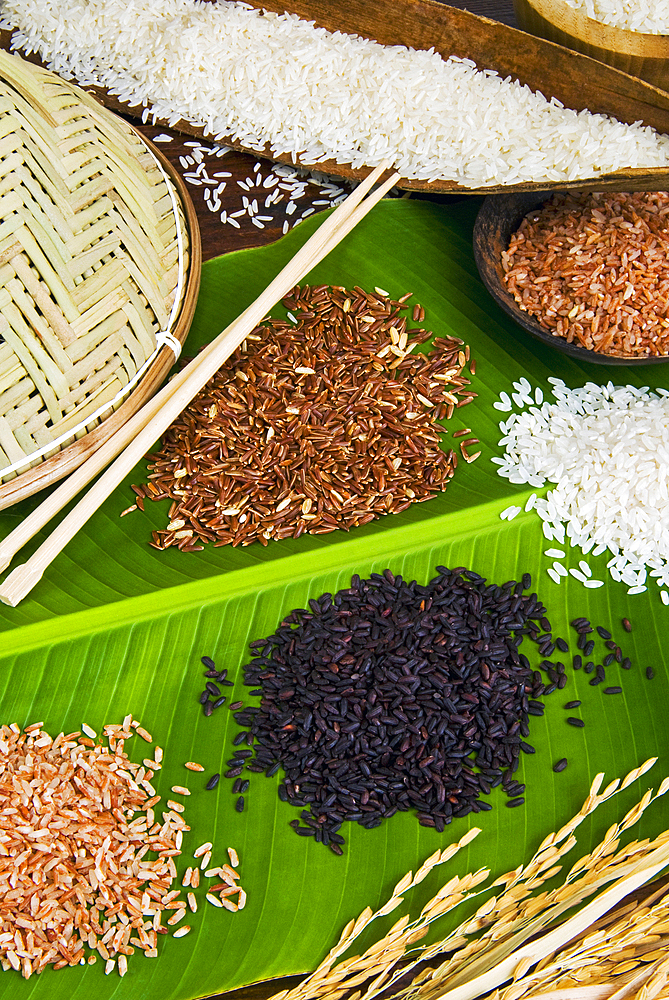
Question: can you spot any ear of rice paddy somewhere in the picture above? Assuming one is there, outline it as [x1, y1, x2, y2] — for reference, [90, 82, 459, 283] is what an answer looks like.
[3, 0, 669, 185]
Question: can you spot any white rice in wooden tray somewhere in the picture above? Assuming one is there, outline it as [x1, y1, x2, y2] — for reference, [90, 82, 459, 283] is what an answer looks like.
[493, 379, 669, 599]
[2, 0, 669, 186]
[561, 0, 669, 35]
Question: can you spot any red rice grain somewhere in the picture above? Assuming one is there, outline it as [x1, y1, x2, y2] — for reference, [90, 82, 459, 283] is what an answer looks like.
[0, 720, 186, 978]
[502, 191, 669, 357]
[139, 284, 475, 551]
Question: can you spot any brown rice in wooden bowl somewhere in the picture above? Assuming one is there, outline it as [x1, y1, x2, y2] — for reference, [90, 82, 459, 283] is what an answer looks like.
[473, 189, 669, 365]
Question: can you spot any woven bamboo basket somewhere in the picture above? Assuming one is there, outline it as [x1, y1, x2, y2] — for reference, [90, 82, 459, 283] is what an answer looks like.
[0, 48, 200, 509]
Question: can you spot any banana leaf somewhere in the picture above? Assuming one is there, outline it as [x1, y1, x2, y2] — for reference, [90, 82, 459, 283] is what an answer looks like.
[0, 199, 668, 1000]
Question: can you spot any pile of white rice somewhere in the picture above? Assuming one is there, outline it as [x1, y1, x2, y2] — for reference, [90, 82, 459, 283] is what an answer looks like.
[562, 0, 669, 35]
[493, 378, 669, 598]
[2, 0, 669, 185]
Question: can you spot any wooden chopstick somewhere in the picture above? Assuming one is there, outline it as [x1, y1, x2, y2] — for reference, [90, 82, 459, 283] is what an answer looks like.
[0, 163, 400, 607]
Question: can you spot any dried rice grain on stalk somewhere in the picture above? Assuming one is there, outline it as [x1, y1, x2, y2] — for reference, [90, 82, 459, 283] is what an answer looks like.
[270, 759, 669, 1000]
[138, 285, 476, 551]
[0, 719, 186, 978]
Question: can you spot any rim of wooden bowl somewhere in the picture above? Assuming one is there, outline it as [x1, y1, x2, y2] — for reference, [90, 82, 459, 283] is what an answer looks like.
[0, 131, 202, 511]
[472, 191, 669, 367]
[518, 0, 669, 58]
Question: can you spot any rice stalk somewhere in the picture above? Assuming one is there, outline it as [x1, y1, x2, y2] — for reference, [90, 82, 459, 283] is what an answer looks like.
[270, 759, 669, 1000]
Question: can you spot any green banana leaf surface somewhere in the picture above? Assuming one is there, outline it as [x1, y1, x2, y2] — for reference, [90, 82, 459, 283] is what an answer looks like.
[1, 199, 668, 1000]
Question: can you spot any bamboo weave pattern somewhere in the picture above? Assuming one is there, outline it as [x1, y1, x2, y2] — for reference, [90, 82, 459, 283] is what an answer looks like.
[0, 50, 188, 480]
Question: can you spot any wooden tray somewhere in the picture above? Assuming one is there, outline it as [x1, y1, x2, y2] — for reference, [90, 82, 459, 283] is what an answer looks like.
[4, 1, 669, 195]
[0, 133, 201, 511]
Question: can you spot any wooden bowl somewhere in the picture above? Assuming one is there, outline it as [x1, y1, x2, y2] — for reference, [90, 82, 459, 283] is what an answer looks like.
[514, 0, 669, 92]
[472, 191, 669, 366]
[5, 0, 669, 196]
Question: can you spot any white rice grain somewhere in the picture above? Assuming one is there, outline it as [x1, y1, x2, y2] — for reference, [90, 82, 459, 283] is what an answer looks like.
[562, 0, 669, 33]
[494, 379, 669, 598]
[3, 0, 669, 186]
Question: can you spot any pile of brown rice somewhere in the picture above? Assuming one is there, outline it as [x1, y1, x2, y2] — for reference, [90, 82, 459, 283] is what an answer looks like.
[135, 284, 478, 551]
[0, 717, 185, 978]
[502, 190, 669, 357]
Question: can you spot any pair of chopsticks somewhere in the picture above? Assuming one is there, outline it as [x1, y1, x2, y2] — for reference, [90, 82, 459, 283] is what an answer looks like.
[0, 162, 399, 607]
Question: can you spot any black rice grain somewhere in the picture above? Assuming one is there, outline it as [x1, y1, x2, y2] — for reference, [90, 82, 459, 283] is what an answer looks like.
[603, 654, 615, 667]
[206, 773, 220, 790]
[506, 797, 525, 808]
[584, 640, 595, 657]
[596, 626, 612, 640]
[622, 657, 632, 670]
[206, 682, 221, 697]
[203, 702, 213, 717]
[603, 686, 622, 695]
[573, 655, 582, 670]
[235, 796, 245, 812]
[231, 565, 558, 848]
[567, 717, 585, 727]
[564, 700, 581, 709]
[555, 638, 569, 653]
[553, 758, 568, 772]
[647, 667, 655, 680]
[232, 779, 243, 793]
[240, 779, 250, 793]
[622, 618, 632, 632]
[201, 656, 216, 670]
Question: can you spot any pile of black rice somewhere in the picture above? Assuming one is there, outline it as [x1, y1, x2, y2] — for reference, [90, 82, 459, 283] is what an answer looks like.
[231, 566, 568, 852]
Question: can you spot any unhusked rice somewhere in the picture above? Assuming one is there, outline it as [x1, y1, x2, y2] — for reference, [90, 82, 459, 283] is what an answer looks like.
[492, 379, 669, 596]
[2, 0, 669, 185]
[0, 718, 186, 978]
[562, 0, 669, 34]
